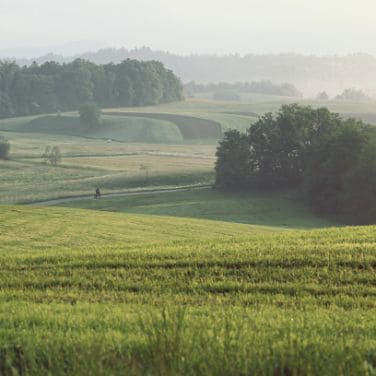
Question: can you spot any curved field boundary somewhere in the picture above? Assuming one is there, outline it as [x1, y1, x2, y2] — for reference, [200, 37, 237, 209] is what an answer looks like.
[222, 111, 259, 117]
[2, 115, 184, 144]
[105, 112, 223, 140]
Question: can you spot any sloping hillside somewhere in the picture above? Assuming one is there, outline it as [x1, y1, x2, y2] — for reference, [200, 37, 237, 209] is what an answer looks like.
[0, 204, 375, 374]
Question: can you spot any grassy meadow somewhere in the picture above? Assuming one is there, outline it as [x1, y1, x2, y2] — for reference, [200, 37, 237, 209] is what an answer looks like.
[58, 188, 335, 229]
[1, 97, 376, 374]
[108, 97, 376, 127]
[2, 97, 375, 204]
[0, 120, 216, 203]
[0, 205, 375, 374]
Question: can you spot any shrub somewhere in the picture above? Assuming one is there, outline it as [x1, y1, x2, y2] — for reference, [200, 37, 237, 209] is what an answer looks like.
[42, 146, 62, 165]
[79, 103, 102, 129]
[0, 138, 10, 159]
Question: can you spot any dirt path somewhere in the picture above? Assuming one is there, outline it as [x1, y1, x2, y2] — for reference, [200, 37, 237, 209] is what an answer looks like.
[31, 184, 211, 206]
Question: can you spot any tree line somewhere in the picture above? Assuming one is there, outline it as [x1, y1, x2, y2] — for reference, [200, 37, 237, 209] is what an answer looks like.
[15, 48, 376, 97]
[317, 88, 370, 101]
[216, 104, 376, 224]
[0, 59, 183, 118]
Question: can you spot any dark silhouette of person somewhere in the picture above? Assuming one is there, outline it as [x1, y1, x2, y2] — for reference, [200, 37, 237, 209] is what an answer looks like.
[95, 187, 101, 198]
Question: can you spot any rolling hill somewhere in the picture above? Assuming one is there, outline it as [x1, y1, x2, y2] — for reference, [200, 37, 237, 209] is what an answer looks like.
[0, 204, 375, 374]
[0, 115, 184, 143]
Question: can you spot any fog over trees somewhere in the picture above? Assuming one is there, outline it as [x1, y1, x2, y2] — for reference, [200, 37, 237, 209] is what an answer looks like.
[8, 48, 376, 97]
[185, 81, 303, 98]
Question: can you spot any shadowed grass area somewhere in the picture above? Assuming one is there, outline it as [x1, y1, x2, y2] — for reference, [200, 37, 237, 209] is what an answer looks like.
[0, 114, 184, 143]
[105, 112, 223, 140]
[58, 188, 336, 229]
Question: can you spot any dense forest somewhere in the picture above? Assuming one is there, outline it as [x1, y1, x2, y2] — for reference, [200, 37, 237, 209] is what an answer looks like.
[12, 48, 376, 96]
[185, 81, 302, 98]
[216, 104, 376, 224]
[0, 59, 183, 118]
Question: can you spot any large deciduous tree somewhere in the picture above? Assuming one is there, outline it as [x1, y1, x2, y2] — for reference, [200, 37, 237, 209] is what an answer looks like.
[215, 104, 376, 223]
[79, 103, 102, 129]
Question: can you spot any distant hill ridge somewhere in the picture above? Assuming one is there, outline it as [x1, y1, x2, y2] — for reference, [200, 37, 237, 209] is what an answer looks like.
[7, 47, 376, 96]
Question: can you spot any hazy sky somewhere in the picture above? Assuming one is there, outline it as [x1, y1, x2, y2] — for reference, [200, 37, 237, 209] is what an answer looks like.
[1, 0, 376, 56]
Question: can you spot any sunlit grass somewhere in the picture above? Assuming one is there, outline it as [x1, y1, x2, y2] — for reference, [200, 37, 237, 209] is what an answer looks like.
[0, 205, 375, 374]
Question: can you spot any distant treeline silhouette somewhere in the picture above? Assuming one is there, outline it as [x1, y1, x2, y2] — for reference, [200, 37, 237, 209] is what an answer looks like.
[11, 48, 376, 96]
[185, 81, 302, 98]
[0, 59, 183, 118]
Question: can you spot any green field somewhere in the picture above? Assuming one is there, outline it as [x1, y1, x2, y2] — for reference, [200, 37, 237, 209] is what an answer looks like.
[0, 155, 213, 203]
[0, 114, 185, 143]
[105, 112, 223, 139]
[0, 204, 375, 374]
[1, 98, 376, 374]
[58, 188, 335, 229]
[107, 97, 376, 127]
[2, 97, 374, 204]
[0, 117, 216, 203]
[0, 104, 229, 203]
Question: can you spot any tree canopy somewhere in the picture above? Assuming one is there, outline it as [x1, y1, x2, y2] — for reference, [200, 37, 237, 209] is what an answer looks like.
[336, 88, 369, 101]
[79, 103, 102, 128]
[15, 49, 376, 97]
[0, 59, 183, 118]
[0, 137, 10, 159]
[215, 104, 376, 224]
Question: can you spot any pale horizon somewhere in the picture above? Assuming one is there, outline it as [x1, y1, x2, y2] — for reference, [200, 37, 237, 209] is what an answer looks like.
[1, 0, 376, 57]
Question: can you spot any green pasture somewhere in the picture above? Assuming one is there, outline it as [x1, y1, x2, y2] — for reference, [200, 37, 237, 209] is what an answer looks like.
[0, 204, 375, 374]
[0, 128, 214, 204]
[0, 157, 213, 204]
[1, 96, 375, 205]
[1, 97, 376, 375]
[58, 188, 335, 229]
[0, 114, 184, 143]
[1, 131, 216, 158]
[0, 115, 216, 203]
[109, 97, 376, 126]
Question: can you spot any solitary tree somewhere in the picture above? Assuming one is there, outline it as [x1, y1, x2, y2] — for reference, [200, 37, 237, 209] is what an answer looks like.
[79, 103, 102, 129]
[0, 137, 10, 159]
[42, 145, 62, 165]
[140, 164, 151, 180]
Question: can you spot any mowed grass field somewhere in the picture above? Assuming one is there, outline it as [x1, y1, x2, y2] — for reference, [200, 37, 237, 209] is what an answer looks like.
[0, 204, 375, 374]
